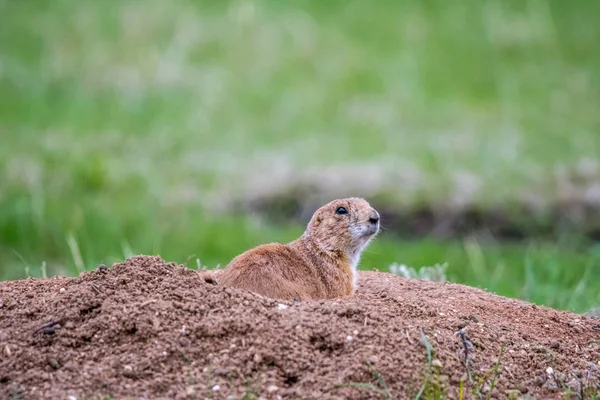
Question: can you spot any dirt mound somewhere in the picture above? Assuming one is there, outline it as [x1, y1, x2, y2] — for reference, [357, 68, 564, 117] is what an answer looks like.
[0, 256, 598, 399]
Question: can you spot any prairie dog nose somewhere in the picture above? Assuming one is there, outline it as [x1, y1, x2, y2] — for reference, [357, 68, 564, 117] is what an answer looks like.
[368, 210, 380, 225]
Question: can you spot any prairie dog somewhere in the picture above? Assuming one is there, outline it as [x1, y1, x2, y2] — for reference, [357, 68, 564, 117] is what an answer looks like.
[218, 197, 380, 301]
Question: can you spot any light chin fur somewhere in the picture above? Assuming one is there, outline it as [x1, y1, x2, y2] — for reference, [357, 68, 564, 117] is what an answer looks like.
[348, 229, 378, 290]
[350, 225, 378, 252]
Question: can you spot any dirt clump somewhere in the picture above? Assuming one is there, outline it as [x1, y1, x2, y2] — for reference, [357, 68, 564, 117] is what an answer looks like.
[0, 255, 598, 399]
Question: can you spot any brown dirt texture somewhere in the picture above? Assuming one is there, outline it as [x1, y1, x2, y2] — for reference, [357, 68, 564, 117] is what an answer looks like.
[0, 256, 599, 400]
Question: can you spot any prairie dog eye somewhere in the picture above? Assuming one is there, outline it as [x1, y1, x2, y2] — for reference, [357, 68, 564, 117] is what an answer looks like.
[335, 206, 349, 215]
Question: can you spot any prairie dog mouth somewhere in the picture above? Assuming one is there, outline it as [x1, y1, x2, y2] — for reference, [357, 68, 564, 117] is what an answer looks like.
[351, 221, 380, 240]
[364, 223, 379, 236]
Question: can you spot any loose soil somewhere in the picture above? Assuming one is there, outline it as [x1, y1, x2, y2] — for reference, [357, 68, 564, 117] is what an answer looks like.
[0, 256, 598, 399]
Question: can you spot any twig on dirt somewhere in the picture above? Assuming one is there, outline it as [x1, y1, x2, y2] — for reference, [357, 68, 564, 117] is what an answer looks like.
[139, 299, 157, 307]
[364, 316, 368, 327]
[455, 328, 474, 383]
[504, 365, 515, 380]
[33, 319, 63, 335]
[455, 327, 482, 399]
[90, 283, 101, 295]
[171, 292, 183, 301]
[405, 330, 413, 345]
[574, 372, 585, 400]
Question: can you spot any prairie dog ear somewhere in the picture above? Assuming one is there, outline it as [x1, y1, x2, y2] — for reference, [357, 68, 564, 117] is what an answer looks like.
[310, 211, 323, 226]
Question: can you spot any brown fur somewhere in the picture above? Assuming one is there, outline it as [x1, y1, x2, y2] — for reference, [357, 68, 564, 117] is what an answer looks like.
[217, 198, 380, 301]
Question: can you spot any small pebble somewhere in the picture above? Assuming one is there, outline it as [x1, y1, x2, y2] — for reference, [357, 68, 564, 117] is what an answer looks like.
[516, 383, 528, 394]
[267, 385, 279, 393]
[48, 358, 60, 370]
[277, 303, 288, 310]
[59, 288, 66, 294]
[533, 376, 545, 387]
[346, 335, 353, 342]
[546, 367, 554, 375]
[212, 385, 221, 391]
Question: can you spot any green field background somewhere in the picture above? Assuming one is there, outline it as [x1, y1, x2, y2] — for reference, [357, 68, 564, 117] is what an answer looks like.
[1, 0, 599, 313]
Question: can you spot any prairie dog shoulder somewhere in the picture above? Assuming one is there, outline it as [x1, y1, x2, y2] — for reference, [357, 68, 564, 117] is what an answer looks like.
[218, 197, 380, 301]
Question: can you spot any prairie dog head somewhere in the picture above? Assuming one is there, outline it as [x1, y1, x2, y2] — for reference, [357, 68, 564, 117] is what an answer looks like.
[305, 197, 380, 266]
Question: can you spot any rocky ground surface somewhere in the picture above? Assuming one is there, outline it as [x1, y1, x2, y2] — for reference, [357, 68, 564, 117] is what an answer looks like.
[0, 255, 599, 399]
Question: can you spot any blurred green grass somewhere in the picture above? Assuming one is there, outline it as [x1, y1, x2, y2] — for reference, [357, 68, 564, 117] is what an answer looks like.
[1, 0, 599, 312]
